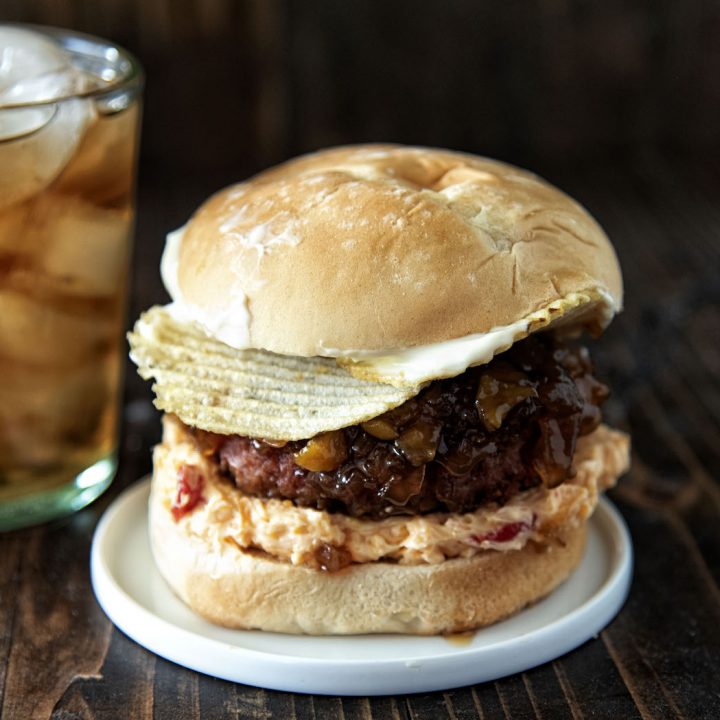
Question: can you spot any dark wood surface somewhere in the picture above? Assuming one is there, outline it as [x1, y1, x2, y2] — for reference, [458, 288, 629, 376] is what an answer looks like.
[2, 1, 720, 717]
[0, 155, 718, 719]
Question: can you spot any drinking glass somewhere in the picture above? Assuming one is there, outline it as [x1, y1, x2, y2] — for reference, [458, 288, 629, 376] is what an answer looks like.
[0, 25, 143, 530]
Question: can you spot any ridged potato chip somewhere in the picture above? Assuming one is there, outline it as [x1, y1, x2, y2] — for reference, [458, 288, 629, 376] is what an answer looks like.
[128, 306, 419, 441]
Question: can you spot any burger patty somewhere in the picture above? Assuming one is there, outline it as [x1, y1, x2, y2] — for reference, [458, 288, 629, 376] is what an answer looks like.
[189, 334, 609, 519]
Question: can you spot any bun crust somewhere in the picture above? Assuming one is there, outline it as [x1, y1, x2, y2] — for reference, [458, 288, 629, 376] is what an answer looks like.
[176, 145, 622, 356]
[150, 483, 586, 634]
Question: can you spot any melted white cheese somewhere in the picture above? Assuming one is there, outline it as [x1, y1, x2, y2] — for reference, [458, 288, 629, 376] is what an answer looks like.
[325, 319, 530, 384]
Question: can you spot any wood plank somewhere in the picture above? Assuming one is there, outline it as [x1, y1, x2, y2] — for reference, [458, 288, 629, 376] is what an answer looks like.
[1, 522, 113, 720]
[0, 534, 22, 711]
[471, 683, 509, 719]
[520, 664, 576, 720]
[248, 0, 291, 167]
[546, 635, 643, 719]
[367, 696, 405, 720]
[441, 688, 486, 720]
[289, 692, 316, 720]
[63, 631, 155, 719]
[311, 695, 346, 720]
[551, 662, 585, 720]
[234, 686, 275, 720]
[262, 688, 296, 720]
[403, 692, 452, 720]
[494, 675, 537, 718]
[196, 674, 239, 719]
[600, 502, 720, 718]
[152, 658, 200, 720]
[338, 696, 373, 720]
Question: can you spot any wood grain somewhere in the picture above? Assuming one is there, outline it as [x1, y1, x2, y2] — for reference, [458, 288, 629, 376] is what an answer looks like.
[1, 524, 112, 719]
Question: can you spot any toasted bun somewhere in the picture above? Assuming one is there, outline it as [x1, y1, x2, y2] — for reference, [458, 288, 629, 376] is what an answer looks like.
[172, 144, 622, 356]
[149, 418, 630, 635]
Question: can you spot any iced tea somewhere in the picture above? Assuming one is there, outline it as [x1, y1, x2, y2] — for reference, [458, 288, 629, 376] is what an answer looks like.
[0, 26, 142, 529]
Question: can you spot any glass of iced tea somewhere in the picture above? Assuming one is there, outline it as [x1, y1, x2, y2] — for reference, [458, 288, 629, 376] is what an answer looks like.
[0, 25, 142, 530]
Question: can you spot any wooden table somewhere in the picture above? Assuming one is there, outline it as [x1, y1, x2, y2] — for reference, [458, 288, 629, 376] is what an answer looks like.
[1, 155, 718, 719]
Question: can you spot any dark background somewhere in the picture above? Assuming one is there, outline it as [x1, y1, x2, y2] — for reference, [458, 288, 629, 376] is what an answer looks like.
[1, 2, 719, 718]
[4, 0, 720, 178]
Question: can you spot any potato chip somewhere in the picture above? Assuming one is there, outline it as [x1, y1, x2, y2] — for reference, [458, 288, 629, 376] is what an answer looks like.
[128, 306, 420, 440]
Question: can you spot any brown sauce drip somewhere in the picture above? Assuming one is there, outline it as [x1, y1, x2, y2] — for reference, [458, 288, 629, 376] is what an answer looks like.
[444, 631, 476, 646]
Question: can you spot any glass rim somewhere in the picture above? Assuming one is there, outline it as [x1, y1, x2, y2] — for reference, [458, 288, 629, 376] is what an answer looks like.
[0, 23, 143, 110]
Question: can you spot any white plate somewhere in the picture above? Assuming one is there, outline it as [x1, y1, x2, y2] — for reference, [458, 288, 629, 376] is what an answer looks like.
[91, 478, 632, 696]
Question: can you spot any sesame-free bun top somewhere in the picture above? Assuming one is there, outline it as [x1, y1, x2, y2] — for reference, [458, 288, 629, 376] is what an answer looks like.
[171, 145, 623, 356]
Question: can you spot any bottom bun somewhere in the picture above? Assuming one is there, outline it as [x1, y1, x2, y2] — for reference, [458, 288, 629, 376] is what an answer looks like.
[150, 475, 588, 635]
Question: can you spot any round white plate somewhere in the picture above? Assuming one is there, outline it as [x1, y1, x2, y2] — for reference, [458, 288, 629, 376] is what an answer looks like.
[91, 478, 632, 696]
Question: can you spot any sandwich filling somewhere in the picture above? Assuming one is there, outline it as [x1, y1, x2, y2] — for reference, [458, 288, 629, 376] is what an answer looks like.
[155, 415, 628, 570]
[187, 334, 608, 519]
[150, 332, 629, 571]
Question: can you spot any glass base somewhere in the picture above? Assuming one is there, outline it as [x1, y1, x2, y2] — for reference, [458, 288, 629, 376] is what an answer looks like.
[0, 455, 116, 532]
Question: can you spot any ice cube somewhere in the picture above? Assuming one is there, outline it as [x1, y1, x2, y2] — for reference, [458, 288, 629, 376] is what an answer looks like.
[0, 26, 95, 208]
[0, 192, 131, 296]
[0, 353, 118, 466]
[0, 197, 34, 253]
[0, 194, 128, 374]
[54, 101, 140, 204]
[0, 99, 95, 208]
[0, 287, 120, 367]
[39, 193, 132, 296]
[1, 27, 66, 93]
[0, 26, 87, 103]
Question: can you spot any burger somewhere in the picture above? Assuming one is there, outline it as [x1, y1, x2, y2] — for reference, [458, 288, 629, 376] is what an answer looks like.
[129, 145, 630, 635]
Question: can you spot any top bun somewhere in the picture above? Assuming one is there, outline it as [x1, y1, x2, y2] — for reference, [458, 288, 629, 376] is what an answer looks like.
[171, 145, 622, 357]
